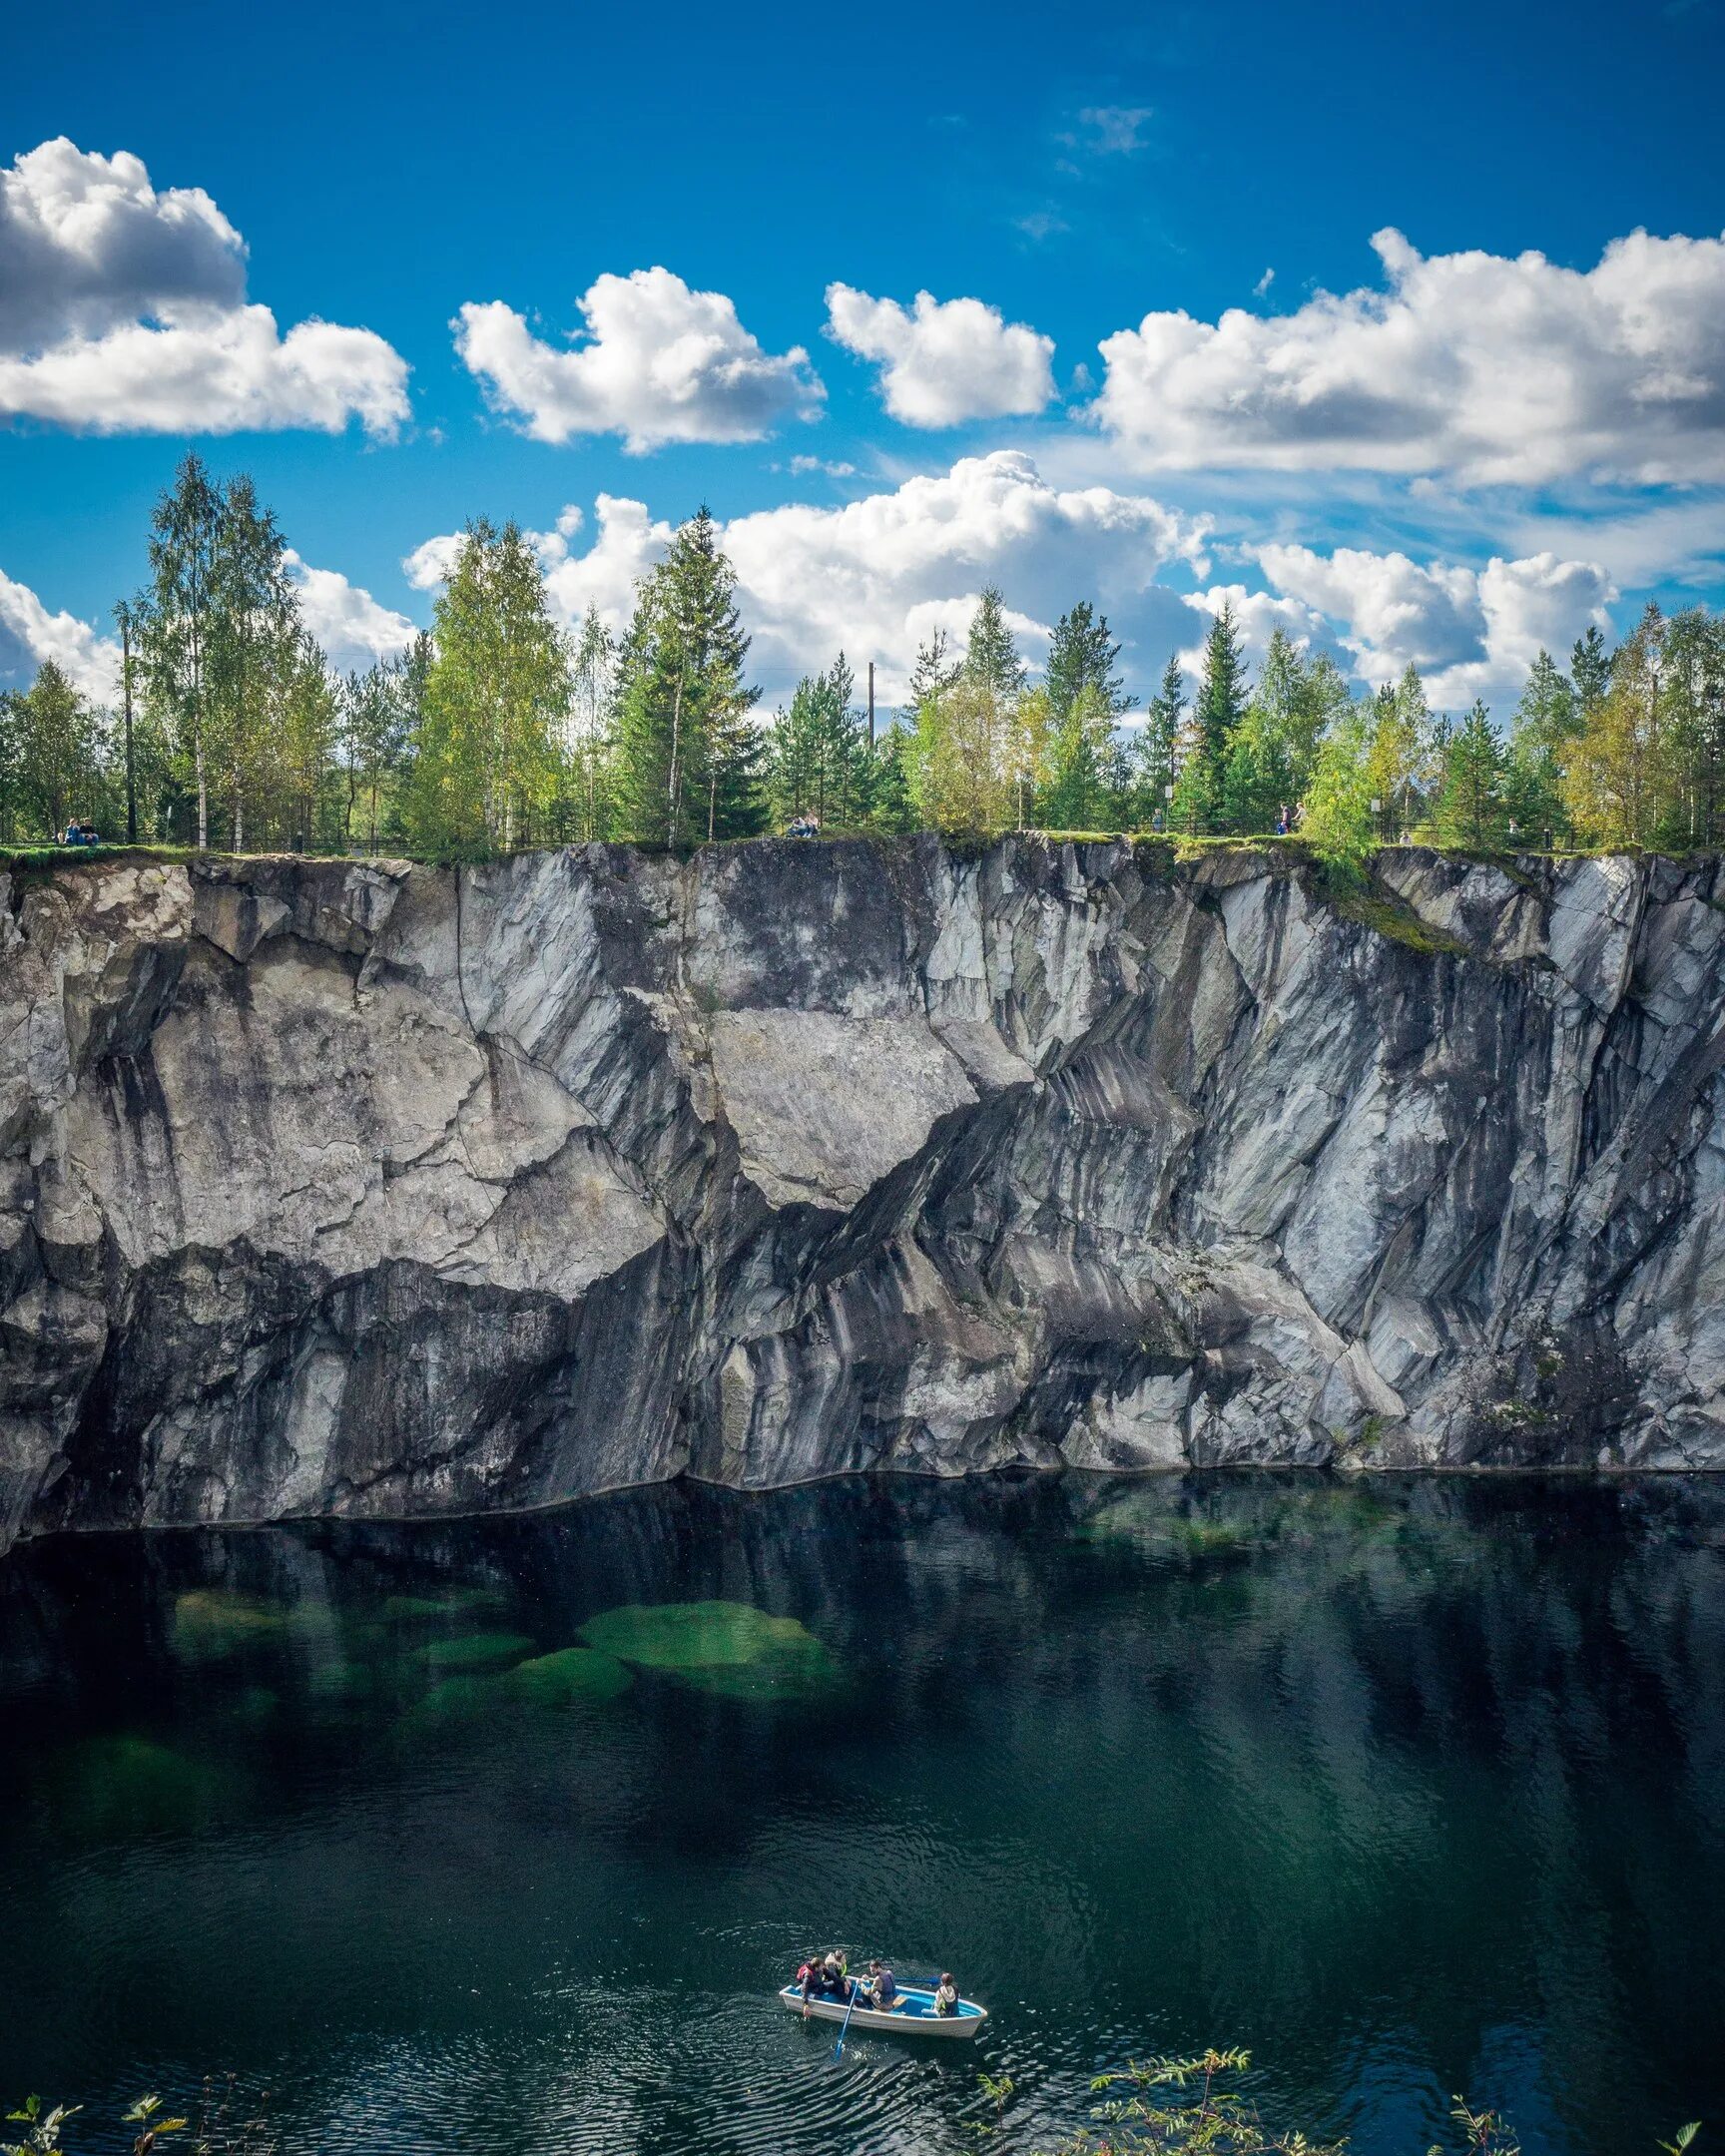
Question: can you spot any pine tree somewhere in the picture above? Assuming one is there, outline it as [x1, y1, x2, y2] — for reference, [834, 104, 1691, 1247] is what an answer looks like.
[615, 507, 759, 846]
[904, 626, 961, 709]
[341, 657, 412, 853]
[1042, 682, 1121, 829]
[963, 586, 1026, 703]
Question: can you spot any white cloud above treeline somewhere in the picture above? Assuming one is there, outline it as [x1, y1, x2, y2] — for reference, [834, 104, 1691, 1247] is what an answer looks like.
[1256, 543, 1615, 706]
[283, 552, 416, 673]
[1092, 227, 1725, 485]
[824, 284, 1056, 426]
[454, 269, 824, 451]
[0, 139, 409, 436]
[408, 451, 1208, 702]
[0, 567, 120, 698]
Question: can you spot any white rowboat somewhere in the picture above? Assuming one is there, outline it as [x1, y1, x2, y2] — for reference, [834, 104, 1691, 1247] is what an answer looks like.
[778, 1981, 987, 2037]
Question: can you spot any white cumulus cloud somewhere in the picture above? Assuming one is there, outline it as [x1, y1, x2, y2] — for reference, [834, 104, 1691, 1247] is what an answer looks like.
[454, 268, 823, 451]
[1259, 542, 1614, 706]
[1093, 226, 1725, 485]
[0, 567, 120, 699]
[0, 138, 409, 437]
[825, 284, 1056, 427]
[407, 452, 1206, 704]
[283, 552, 417, 674]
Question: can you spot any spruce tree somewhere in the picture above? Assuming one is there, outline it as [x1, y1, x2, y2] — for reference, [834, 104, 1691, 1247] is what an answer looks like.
[1571, 625, 1613, 717]
[1133, 653, 1184, 825]
[615, 508, 759, 847]
[1194, 601, 1249, 830]
[1435, 701, 1507, 850]
[963, 586, 1026, 703]
[1045, 601, 1129, 722]
[1504, 649, 1576, 845]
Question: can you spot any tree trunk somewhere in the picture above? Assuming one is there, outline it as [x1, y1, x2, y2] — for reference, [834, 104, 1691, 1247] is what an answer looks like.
[667, 672, 686, 847]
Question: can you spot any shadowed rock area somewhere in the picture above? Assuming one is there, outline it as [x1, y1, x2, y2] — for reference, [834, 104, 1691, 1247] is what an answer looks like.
[1, 833, 1722, 1549]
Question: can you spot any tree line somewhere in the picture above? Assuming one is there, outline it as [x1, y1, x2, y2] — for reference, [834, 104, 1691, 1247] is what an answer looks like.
[4, 451, 1723, 861]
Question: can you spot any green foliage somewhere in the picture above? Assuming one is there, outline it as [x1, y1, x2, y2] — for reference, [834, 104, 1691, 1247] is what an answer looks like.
[18, 450, 1725, 868]
[1132, 652, 1184, 825]
[1433, 700, 1508, 849]
[1046, 601, 1130, 724]
[615, 507, 761, 846]
[1190, 601, 1250, 828]
[0, 664, 109, 842]
[1299, 705, 1376, 866]
[561, 603, 619, 841]
[767, 654, 868, 830]
[963, 584, 1026, 703]
[1038, 2046, 1345, 2155]
[401, 518, 570, 857]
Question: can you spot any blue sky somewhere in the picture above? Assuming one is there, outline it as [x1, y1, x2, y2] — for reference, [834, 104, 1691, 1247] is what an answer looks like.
[2, 0, 1722, 713]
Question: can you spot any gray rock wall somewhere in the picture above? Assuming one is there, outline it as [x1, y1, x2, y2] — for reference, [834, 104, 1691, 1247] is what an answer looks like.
[2, 835, 1721, 1548]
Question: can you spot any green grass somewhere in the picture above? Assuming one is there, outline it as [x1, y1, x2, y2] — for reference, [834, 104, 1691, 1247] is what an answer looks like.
[1330, 889, 1470, 957]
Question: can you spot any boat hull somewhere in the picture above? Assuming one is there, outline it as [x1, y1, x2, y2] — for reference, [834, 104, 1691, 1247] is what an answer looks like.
[778, 1983, 986, 2037]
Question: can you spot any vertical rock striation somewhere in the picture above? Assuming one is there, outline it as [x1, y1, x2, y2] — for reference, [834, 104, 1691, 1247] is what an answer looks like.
[2, 835, 1722, 1548]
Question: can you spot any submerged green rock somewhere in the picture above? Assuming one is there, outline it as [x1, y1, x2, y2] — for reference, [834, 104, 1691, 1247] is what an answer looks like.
[171, 1589, 288, 1659]
[504, 1647, 633, 1704]
[576, 1600, 842, 1700]
[415, 1630, 536, 1672]
[46, 1734, 226, 1841]
[380, 1588, 509, 1623]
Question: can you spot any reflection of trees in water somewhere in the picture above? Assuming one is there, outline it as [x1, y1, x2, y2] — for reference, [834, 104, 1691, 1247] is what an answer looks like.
[1, 1472, 1722, 2150]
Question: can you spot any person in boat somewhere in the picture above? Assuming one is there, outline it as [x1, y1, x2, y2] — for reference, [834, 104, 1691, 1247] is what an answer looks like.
[821, 1949, 851, 1998]
[862, 1959, 898, 2012]
[933, 1972, 958, 2016]
[796, 1951, 824, 2004]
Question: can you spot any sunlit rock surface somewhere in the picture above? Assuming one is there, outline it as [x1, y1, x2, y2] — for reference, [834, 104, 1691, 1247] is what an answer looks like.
[3, 833, 1724, 1548]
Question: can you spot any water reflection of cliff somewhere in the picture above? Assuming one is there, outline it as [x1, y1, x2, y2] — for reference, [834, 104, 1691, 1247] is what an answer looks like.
[1, 1473, 1721, 2156]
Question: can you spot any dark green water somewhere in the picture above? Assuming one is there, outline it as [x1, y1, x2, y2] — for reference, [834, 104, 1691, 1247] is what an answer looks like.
[3, 1473, 1722, 2155]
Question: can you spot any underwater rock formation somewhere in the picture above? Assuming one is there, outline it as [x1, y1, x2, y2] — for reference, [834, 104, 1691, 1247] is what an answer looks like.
[2, 834, 1722, 1547]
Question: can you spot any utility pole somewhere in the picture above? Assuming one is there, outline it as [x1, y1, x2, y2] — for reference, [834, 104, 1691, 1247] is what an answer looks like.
[114, 599, 138, 844]
[867, 661, 875, 753]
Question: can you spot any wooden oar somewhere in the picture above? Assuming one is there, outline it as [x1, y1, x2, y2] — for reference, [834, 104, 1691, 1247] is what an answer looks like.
[834, 1981, 862, 2059]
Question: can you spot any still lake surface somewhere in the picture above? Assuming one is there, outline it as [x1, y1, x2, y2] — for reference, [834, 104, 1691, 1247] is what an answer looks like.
[2, 1473, 1722, 2155]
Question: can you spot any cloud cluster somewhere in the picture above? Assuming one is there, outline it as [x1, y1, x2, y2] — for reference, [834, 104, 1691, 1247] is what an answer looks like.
[825, 284, 1056, 427]
[402, 451, 1206, 703]
[0, 139, 408, 437]
[283, 552, 416, 674]
[455, 269, 823, 451]
[0, 567, 120, 699]
[1259, 543, 1614, 705]
[1093, 227, 1725, 485]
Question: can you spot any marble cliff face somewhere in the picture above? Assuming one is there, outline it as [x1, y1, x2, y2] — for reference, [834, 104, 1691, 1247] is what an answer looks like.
[1, 834, 1720, 1548]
